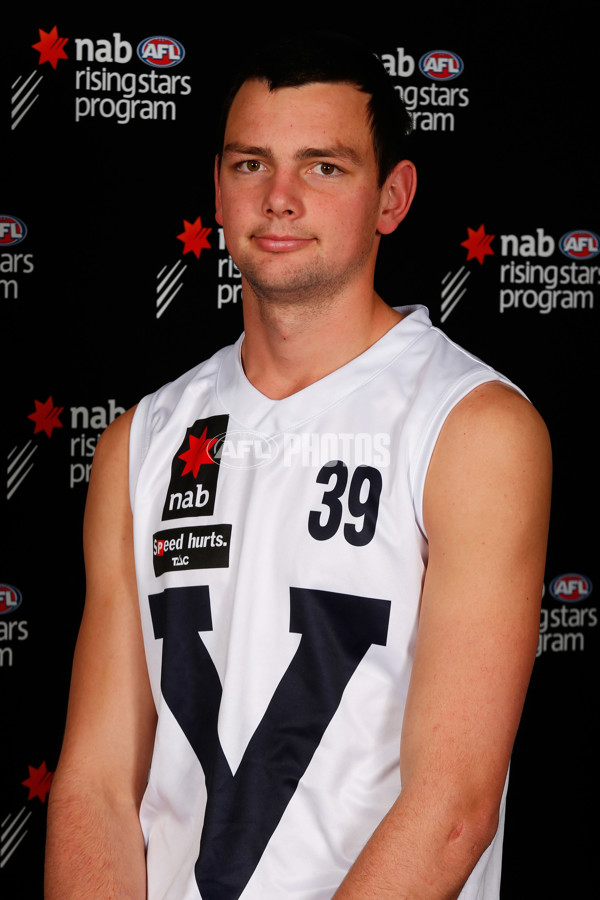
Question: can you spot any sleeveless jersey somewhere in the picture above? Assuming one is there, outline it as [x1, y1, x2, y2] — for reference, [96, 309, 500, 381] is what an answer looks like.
[129, 306, 519, 900]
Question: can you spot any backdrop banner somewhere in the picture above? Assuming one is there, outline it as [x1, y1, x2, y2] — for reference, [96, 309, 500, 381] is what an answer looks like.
[2, 13, 597, 898]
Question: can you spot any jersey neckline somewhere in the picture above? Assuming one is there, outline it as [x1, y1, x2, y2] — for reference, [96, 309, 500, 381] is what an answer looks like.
[215, 305, 431, 435]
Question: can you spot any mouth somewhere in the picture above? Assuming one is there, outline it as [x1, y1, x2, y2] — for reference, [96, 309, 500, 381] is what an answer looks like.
[252, 234, 315, 253]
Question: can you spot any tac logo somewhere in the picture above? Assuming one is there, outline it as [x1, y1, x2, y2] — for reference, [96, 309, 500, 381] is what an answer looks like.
[549, 573, 592, 603]
[0, 584, 22, 614]
[137, 36, 185, 68]
[419, 50, 463, 81]
[152, 524, 232, 574]
[0, 215, 27, 246]
[559, 230, 600, 260]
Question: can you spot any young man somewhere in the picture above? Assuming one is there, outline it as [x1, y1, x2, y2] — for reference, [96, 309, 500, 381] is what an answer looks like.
[45, 33, 552, 899]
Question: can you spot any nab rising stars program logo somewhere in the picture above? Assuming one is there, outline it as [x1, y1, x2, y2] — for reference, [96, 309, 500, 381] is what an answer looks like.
[441, 223, 599, 320]
[11, 25, 191, 131]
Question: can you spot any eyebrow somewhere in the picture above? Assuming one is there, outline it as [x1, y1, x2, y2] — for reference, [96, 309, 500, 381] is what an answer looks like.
[222, 142, 364, 166]
[297, 146, 364, 166]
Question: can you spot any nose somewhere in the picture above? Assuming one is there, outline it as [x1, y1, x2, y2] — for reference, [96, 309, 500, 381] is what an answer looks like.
[262, 168, 304, 218]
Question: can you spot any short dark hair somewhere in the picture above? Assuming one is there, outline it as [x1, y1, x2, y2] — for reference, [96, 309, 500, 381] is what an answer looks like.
[217, 31, 413, 186]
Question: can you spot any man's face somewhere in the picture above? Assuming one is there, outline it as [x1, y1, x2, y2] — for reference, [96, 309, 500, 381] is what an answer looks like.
[215, 79, 392, 307]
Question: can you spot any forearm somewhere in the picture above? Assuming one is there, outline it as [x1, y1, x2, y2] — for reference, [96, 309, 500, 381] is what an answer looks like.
[333, 788, 497, 900]
[45, 769, 147, 900]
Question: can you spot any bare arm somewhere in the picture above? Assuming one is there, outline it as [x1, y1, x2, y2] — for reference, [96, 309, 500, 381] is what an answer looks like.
[45, 407, 157, 899]
[334, 382, 552, 899]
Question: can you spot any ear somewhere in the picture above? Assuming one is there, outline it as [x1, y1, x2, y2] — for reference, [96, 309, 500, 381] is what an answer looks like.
[214, 155, 224, 226]
[376, 159, 417, 235]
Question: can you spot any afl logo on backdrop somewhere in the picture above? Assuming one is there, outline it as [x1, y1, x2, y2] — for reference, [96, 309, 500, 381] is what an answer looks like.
[0, 215, 26, 246]
[0, 584, 22, 614]
[137, 36, 185, 68]
[419, 50, 463, 81]
[549, 574, 592, 603]
[559, 230, 600, 260]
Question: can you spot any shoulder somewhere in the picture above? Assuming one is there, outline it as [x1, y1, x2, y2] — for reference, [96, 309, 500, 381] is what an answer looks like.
[424, 381, 552, 543]
[90, 404, 137, 478]
[432, 381, 550, 468]
[83, 406, 139, 541]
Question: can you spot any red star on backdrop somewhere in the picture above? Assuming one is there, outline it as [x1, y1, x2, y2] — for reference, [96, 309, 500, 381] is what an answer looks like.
[461, 224, 495, 264]
[177, 217, 212, 258]
[32, 26, 69, 69]
[28, 397, 64, 437]
[22, 762, 53, 803]
[179, 428, 218, 478]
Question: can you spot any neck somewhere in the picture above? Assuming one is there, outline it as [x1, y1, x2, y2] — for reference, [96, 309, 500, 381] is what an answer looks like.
[240, 284, 403, 400]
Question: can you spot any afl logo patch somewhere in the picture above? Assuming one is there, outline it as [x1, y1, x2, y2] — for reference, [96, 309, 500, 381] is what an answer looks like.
[137, 36, 185, 68]
[419, 50, 463, 81]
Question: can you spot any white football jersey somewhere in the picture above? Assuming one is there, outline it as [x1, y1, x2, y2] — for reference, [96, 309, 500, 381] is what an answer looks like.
[129, 306, 519, 899]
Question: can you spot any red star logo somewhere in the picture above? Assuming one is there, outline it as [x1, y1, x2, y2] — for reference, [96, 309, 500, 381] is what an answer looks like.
[28, 397, 64, 437]
[461, 224, 495, 264]
[179, 428, 218, 478]
[22, 761, 54, 803]
[177, 217, 212, 259]
[32, 26, 69, 69]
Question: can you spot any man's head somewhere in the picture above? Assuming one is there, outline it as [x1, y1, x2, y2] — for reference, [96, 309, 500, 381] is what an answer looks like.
[214, 33, 416, 310]
[217, 31, 413, 188]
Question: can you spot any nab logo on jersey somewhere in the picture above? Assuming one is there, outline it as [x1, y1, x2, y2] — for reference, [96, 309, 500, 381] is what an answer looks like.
[549, 573, 592, 603]
[162, 415, 229, 521]
[137, 36, 185, 68]
[0, 215, 27, 246]
[419, 50, 463, 81]
[559, 230, 600, 260]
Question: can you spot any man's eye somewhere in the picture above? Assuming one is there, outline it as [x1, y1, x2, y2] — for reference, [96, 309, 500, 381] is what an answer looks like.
[312, 162, 341, 176]
[238, 160, 264, 172]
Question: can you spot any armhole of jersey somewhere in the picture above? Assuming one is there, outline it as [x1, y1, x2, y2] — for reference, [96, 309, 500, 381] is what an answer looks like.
[128, 394, 152, 511]
[409, 372, 527, 539]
